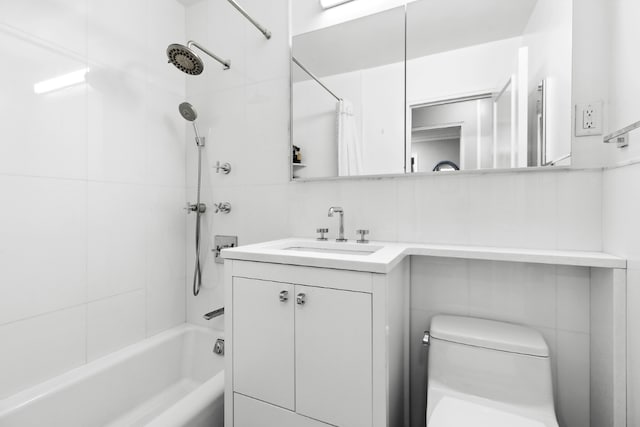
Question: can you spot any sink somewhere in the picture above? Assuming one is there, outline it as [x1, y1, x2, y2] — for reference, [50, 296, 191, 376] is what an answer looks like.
[276, 241, 382, 256]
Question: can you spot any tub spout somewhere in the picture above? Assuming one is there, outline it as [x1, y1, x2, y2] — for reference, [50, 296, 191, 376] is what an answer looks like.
[203, 307, 224, 320]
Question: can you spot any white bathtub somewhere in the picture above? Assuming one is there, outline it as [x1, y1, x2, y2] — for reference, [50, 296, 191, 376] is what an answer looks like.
[0, 324, 224, 427]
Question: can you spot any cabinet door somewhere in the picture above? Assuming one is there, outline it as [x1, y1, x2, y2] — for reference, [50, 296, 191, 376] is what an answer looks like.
[294, 285, 373, 427]
[233, 278, 294, 410]
[234, 393, 331, 427]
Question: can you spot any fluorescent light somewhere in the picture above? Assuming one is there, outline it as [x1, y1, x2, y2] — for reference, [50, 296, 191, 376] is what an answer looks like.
[320, 0, 355, 9]
[33, 68, 89, 94]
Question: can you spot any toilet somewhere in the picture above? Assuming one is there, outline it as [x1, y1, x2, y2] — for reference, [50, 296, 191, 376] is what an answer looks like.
[426, 315, 559, 427]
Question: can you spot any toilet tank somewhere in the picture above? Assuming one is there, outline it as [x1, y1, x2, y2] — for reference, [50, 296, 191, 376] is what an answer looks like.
[427, 315, 555, 410]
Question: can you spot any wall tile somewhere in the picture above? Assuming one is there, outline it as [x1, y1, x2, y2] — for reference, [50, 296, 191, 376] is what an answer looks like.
[557, 170, 602, 251]
[0, 306, 86, 398]
[145, 0, 186, 94]
[87, 182, 147, 301]
[556, 331, 590, 427]
[146, 186, 187, 336]
[87, 72, 148, 184]
[556, 266, 591, 333]
[410, 175, 470, 244]
[467, 261, 557, 329]
[0, 31, 88, 180]
[410, 257, 468, 314]
[0, 0, 88, 56]
[0, 0, 188, 399]
[87, 290, 146, 361]
[87, 0, 149, 79]
[145, 85, 186, 187]
[0, 176, 87, 325]
[242, 0, 291, 84]
[467, 172, 558, 249]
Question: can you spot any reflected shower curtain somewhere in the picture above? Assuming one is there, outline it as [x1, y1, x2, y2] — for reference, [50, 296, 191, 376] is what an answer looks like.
[337, 99, 363, 176]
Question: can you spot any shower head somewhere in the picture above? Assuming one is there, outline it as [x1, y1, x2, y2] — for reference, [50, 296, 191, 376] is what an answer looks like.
[179, 102, 198, 122]
[167, 44, 204, 75]
[166, 41, 230, 75]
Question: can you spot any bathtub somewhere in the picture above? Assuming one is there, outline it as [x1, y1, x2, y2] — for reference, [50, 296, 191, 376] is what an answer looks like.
[0, 324, 224, 427]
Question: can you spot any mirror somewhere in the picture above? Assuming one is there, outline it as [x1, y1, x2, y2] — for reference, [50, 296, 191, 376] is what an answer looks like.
[291, 0, 573, 180]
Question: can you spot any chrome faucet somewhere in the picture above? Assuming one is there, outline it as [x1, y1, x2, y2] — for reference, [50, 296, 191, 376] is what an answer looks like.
[328, 207, 347, 242]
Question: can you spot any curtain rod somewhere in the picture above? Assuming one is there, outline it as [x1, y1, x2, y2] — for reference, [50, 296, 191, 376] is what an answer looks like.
[292, 56, 342, 102]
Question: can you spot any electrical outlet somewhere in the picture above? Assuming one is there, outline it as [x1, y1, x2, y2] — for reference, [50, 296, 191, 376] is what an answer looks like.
[575, 102, 603, 137]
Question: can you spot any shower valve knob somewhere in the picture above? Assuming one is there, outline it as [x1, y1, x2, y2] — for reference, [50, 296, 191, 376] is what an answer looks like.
[214, 202, 232, 214]
[216, 161, 232, 174]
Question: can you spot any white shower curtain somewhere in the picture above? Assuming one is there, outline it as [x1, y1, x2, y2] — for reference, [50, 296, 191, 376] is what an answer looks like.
[336, 99, 363, 176]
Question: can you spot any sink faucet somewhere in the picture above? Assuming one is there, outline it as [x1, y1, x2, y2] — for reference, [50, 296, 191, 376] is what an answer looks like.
[328, 207, 347, 242]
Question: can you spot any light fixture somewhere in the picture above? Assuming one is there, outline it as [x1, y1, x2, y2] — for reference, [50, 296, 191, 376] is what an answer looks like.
[320, 0, 355, 10]
[33, 68, 89, 94]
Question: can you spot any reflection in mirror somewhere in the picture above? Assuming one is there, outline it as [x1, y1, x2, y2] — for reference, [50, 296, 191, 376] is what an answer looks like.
[291, 0, 573, 180]
[292, 5, 405, 179]
[406, 0, 573, 173]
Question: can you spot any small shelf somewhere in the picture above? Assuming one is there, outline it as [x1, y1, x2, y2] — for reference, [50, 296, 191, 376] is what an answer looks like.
[292, 163, 307, 168]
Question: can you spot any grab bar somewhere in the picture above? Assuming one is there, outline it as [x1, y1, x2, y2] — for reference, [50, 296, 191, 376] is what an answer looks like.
[203, 307, 225, 320]
[227, 0, 271, 39]
[604, 120, 640, 148]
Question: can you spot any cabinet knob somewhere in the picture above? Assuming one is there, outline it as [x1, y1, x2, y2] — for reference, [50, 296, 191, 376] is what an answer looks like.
[279, 290, 289, 302]
[296, 293, 306, 305]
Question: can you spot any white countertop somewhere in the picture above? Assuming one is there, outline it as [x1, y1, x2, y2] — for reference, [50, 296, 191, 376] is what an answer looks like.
[221, 238, 626, 273]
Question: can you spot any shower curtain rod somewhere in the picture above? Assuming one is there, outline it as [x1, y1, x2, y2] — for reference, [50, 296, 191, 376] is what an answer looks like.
[227, 0, 271, 39]
[292, 56, 342, 102]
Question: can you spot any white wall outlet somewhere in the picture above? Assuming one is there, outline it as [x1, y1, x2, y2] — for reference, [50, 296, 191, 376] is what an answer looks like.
[575, 102, 603, 137]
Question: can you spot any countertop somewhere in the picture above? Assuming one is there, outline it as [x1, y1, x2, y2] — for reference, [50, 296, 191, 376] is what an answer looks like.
[221, 238, 626, 273]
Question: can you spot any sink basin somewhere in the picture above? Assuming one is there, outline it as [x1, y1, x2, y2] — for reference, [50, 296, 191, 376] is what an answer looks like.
[277, 242, 382, 256]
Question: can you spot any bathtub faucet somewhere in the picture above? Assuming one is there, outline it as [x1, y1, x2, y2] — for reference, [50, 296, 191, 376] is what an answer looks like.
[203, 307, 224, 320]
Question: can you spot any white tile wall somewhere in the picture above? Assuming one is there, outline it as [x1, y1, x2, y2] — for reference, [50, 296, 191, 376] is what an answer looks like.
[87, 182, 147, 301]
[409, 257, 591, 427]
[87, 290, 146, 361]
[603, 162, 640, 425]
[0, 176, 87, 325]
[0, 0, 187, 398]
[0, 306, 86, 398]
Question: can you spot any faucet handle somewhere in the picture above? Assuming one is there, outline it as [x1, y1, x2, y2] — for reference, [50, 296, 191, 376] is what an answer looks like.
[215, 161, 231, 174]
[316, 228, 329, 241]
[356, 229, 369, 244]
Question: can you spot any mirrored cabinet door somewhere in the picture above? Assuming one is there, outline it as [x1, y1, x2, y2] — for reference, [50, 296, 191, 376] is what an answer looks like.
[292, 5, 406, 179]
[291, 0, 574, 180]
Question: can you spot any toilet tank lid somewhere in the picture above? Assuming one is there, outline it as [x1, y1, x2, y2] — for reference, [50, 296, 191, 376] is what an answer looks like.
[430, 315, 549, 357]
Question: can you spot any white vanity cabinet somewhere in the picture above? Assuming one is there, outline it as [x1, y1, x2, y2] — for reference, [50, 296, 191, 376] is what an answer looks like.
[224, 259, 409, 427]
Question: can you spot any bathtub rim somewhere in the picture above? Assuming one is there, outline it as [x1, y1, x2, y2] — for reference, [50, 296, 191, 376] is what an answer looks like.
[0, 323, 224, 417]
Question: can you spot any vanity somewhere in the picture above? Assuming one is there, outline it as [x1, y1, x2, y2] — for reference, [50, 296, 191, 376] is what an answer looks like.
[222, 238, 627, 427]
[223, 239, 410, 427]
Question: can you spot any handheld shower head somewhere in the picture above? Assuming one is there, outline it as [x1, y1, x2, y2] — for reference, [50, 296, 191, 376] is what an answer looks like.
[179, 102, 198, 122]
[167, 41, 230, 75]
[179, 102, 204, 147]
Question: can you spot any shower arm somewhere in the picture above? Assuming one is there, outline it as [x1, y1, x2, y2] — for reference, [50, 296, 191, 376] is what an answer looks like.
[187, 40, 230, 70]
[227, 0, 271, 40]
